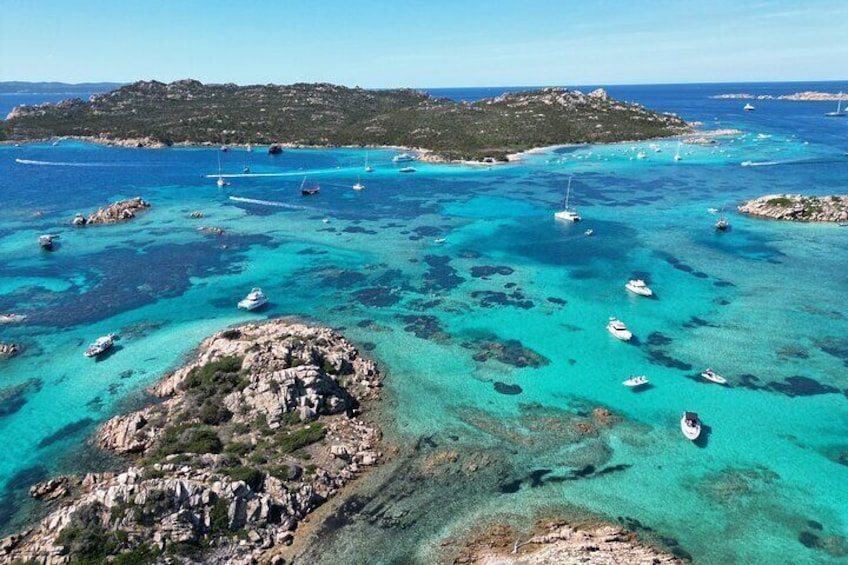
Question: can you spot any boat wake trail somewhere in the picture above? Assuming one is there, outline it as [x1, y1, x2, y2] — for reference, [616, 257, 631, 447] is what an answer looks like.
[15, 158, 123, 167]
[228, 196, 317, 211]
[741, 157, 845, 168]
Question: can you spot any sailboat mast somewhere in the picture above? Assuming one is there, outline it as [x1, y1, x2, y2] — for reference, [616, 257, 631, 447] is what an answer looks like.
[565, 177, 573, 209]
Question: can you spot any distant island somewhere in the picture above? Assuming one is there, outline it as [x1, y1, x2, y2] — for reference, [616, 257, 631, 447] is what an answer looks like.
[0, 81, 124, 95]
[738, 194, 848, 223]
[1, 79, 689, 161]
[711, 91, 847, 101]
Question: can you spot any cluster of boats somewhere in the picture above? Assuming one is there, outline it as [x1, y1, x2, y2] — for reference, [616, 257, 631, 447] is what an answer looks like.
[611, 277, 725, 440]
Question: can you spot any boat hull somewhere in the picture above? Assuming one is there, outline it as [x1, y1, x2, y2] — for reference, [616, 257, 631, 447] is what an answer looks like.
[681, 418, 701, 440]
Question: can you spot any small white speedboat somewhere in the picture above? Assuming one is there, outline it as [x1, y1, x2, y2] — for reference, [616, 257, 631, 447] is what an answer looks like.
[607, 317, 632, 341]
[743, 103, 755, 111]
[85, 334, 115, 358]
[0, 313, 27, 325]
[700, 368, 728, 385]
[681, 412, 702, 440]
[238, 287, 268, 311]
[584, 229, 594, 236]
[623, 375, 649, 388]
[625, 279, 653, 297]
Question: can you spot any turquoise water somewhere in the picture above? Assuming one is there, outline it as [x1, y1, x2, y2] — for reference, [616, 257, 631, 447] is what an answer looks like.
[1, 84, 848, 563]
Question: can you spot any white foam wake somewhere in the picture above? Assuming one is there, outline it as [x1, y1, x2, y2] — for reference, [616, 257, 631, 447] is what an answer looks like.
[228, 196, 315, 211]
[15, 158, 119, 167]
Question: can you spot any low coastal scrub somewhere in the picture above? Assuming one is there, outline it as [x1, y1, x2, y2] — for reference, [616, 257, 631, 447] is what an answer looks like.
[2, 80, 689, 160]
[275, 422, 326, 454]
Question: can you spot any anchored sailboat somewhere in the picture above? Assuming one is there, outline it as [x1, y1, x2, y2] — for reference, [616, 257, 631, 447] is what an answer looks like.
[554, 177, 582, 222]
[825, 93, 846, 117]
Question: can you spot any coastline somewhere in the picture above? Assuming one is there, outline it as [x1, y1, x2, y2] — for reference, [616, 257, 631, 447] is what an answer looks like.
[0, 317, 688, 565]
[0, 318, 384, 563]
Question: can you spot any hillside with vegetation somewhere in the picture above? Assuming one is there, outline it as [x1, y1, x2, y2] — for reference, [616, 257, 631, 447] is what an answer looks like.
[2, 79, 690, 160]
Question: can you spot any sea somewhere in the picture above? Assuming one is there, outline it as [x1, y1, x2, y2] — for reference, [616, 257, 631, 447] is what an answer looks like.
[0, 82, 847, 564]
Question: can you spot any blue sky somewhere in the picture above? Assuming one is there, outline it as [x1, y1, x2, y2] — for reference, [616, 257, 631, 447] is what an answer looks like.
[0, 0, 845, 87]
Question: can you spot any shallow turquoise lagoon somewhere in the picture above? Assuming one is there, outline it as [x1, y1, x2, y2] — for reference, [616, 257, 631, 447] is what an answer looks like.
[1, 85, 847, 563]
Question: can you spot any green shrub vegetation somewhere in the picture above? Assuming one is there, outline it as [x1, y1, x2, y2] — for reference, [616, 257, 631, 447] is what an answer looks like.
[276, 423, 325, 454]
[2, 80, 689, 161]
[766, 197, 794, 207]
[227, 466, 265, 491]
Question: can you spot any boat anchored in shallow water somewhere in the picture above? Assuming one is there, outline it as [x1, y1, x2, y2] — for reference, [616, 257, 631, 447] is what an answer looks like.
[392, 152, 416, 163]
[623, 375, 649, 388]
[300, 176, 320, 195]
[700, 368, 728, 385]
[554, 176, 581, 222]
[238, 287, 268, 311]
[681, 412, 702, 440]
[625, 279, 653, 297]
[85, 333, 116, 358]
[38, 234, 59, 251]
[607, 317, 632, 341]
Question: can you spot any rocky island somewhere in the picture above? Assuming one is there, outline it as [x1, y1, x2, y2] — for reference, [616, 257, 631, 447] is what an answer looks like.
[72, 197, 150, 226]
[738, 194, 848, 223]
[0, 320, 382, 564]
[1, 80, 690, 161]
[711, 91, 848, 101]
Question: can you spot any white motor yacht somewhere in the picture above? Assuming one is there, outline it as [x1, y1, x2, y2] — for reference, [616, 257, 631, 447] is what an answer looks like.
[85, 334, 115, 358]
[625, 279, 653, 297]
[700, 368, 728, 385]
[606, 317, 632, 341]
[238, 288, 268, 311]
[681, 412, 702, 440]
[392, 152, 416, 163]
[623, 375, 649, 388]
[743, 103, 755, 111]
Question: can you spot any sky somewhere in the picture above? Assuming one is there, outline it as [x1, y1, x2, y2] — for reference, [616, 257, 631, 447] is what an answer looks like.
[0, 0, 846, 87]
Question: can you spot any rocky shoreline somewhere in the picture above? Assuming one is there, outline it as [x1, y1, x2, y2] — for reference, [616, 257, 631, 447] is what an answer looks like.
[452, 518, 682, 564]
[72, 196, 150, 225]
[737, 194, 848, 223]
[0, 320, 383, 564]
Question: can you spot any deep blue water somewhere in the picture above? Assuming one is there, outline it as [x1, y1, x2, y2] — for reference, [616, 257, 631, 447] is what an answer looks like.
[1, 82, 848, 564]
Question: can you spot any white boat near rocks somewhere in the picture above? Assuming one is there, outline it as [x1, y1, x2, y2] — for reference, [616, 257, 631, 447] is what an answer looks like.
[238, 288, 268, 311]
